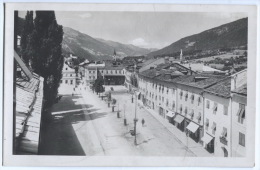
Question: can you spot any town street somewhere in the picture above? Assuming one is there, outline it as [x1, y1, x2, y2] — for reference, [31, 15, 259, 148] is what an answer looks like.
[39, 85, 195, 156]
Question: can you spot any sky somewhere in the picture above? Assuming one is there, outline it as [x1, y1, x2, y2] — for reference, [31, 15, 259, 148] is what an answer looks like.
[19, 11, 247, 49]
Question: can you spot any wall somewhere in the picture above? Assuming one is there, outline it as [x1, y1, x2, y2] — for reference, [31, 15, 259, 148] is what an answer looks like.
[203, 93, 231, 157]
[231, 93, 247, 157]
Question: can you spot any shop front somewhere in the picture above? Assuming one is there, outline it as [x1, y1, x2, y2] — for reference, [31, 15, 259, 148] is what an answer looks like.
[173, 114, 185, 132]
[186, 121, 200, 143]
[201, 133, 215, 153]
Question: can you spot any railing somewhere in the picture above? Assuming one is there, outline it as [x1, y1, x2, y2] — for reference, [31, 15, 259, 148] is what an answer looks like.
[219, 136, 228, 145]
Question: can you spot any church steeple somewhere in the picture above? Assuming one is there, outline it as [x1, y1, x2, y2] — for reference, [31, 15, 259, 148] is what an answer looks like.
[180, 49, 183, 61]
[113, 49, 117, 61]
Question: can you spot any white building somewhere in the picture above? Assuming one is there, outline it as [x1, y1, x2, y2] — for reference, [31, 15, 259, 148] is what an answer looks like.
[202, 78, 232, 157]
[231, 69, 247, 157]
[60, 63, 77, 86]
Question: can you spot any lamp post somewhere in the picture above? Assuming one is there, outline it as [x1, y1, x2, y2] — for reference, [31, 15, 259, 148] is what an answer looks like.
[124, 103, 127, 125]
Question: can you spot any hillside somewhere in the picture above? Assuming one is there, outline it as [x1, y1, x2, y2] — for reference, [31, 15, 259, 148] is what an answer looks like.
[147, 18, 248, 58]
[62, 27, 153, 62]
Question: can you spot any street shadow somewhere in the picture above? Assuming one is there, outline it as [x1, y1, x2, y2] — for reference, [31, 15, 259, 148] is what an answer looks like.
[39, 94, 102, 156]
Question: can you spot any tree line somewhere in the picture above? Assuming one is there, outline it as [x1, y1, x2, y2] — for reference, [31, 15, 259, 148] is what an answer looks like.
[20, 11, 64, 109]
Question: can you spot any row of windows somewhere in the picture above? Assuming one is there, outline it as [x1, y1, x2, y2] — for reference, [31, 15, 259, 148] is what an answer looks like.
[89, 70, 124, 74]
[60, 79, 73, 84]
[89, 76, 96, 80]
[63, 73, 74, 77]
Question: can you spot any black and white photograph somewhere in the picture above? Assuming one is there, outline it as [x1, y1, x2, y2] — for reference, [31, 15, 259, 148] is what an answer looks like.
[3, 3, 257, 167]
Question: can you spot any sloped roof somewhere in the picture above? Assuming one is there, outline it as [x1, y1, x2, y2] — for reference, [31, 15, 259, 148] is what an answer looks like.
[204, 78, 231, 98]
[232, 84, 247, 95]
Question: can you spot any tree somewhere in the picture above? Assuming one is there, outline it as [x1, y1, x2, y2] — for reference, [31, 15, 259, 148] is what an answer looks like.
[130, 73, 138, 87]
[20, 11, 34, 65]
[93, 69, 105, 95]
[28, 11, 64, 107]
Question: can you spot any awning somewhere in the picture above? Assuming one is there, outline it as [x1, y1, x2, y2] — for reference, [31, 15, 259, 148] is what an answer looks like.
[166, 112, 175, 118]
[201, 133, 214, 144]
[186, 122, 199, 133]
[174, 115, 184, 124]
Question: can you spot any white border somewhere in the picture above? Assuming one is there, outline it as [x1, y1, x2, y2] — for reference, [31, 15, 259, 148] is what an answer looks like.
[3, 3, 257, 167]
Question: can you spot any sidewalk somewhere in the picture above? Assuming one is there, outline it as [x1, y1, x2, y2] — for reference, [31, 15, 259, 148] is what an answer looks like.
[138, 100, 214, 157]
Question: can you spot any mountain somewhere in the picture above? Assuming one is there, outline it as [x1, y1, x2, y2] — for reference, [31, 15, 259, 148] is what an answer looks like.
[62, 27, 154, 62]
[147, 18, 248, 58]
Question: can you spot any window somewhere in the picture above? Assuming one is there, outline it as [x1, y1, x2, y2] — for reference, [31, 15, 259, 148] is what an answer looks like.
[162, 97, 164, 103]
[66, 67, 68, 70]
[179, 105, 182, 113]
[111, 70, 113, 74]
[119, 70, 121, 74]
[191, 94, 194, 104]
[172, 101, 175, 110]
[205, 118, 209, 130]
[237, 103, 245, 124]
[101, 70, 103, 73]
[196, 112, 201, 122]
[106, 71, 108, 74]
[89, 76, 91, 79]
[189, 109, 194, 119]
[166, 99, 169, 106]
[206, 100, 210, 109]
[213, 102, 218, 114]
[239, 132, 245, 147]
[185, 93, 188, 101]
[221, 127, 227, 138]
[65, 80, 68, 84]
[180, 91, 183, 99]
[70, 80, 73, 85]
[184, 107, 188, 115]
[115, 70, 117, 74]
[211, 122, 216, 135]
[198, 97, 201, 106]
[224, 106, 228, 115]
[70, 74, 72, 77]
[89, 71, 91, 73]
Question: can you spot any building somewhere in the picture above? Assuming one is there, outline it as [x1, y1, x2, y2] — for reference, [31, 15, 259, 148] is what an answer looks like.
[83, 60, 125, 85]
[138, 63, 196, 122]
[14, 51, 44, 154]
[231, 69, 247, 157]
[202, 78, 232, 156]
[139, 58, 166, 72]
[60, 62, 77, 86]
[175, 74, 227, 144]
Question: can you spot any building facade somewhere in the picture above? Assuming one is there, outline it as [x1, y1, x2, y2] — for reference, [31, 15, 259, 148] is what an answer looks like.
[60, 63, 77, 86]
[231, 69, 247, 157]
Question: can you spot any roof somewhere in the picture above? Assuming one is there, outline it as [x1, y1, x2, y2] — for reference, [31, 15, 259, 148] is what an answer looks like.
[204, 78, 231, 98]
[177, 74, 227, 89]
[232, 84, 247, 95]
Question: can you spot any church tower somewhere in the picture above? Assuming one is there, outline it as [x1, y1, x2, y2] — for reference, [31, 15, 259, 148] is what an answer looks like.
[180, 49, 183, 61]
[113, 49, 117, 61]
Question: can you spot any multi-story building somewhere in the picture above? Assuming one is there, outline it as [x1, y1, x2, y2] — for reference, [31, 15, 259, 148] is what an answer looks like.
[202, 78, 232, 156]
[138, 63, 195, 122]
[83, 60, 125, 85]
[231, 69, 247, 157]
[175, 74, 227, 144]
[60, 62, 77, 86]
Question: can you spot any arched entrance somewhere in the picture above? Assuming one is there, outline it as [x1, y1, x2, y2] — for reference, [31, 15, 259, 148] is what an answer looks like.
[222, 147, 228, 157]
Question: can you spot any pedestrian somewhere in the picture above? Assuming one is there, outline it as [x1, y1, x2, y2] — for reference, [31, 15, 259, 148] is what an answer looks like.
[141, 118, 145, 127]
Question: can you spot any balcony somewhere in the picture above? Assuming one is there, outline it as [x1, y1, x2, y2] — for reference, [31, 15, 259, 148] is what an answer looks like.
[219, 136, 228, 145]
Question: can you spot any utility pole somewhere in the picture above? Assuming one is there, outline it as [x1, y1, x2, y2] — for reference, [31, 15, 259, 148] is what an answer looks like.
[124, 103, 127, 126]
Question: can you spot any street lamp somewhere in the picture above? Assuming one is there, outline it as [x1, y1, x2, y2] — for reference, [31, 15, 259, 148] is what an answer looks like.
[123, 103, 127, 126]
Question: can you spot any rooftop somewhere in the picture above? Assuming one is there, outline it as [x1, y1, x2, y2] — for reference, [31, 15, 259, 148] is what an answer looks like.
[204, 78, 231, 98]
[232, 84, 247, 96]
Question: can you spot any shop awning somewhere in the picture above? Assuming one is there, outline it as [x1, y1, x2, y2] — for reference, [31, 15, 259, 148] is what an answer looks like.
[174, 115, 184, 124]
[166, 112, 175, 118]
[201, 133, 214, 144]
[186, 122, 199, 133]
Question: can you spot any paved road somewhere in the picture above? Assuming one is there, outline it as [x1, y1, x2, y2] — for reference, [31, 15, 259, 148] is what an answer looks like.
[39, 85, 195, 157]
